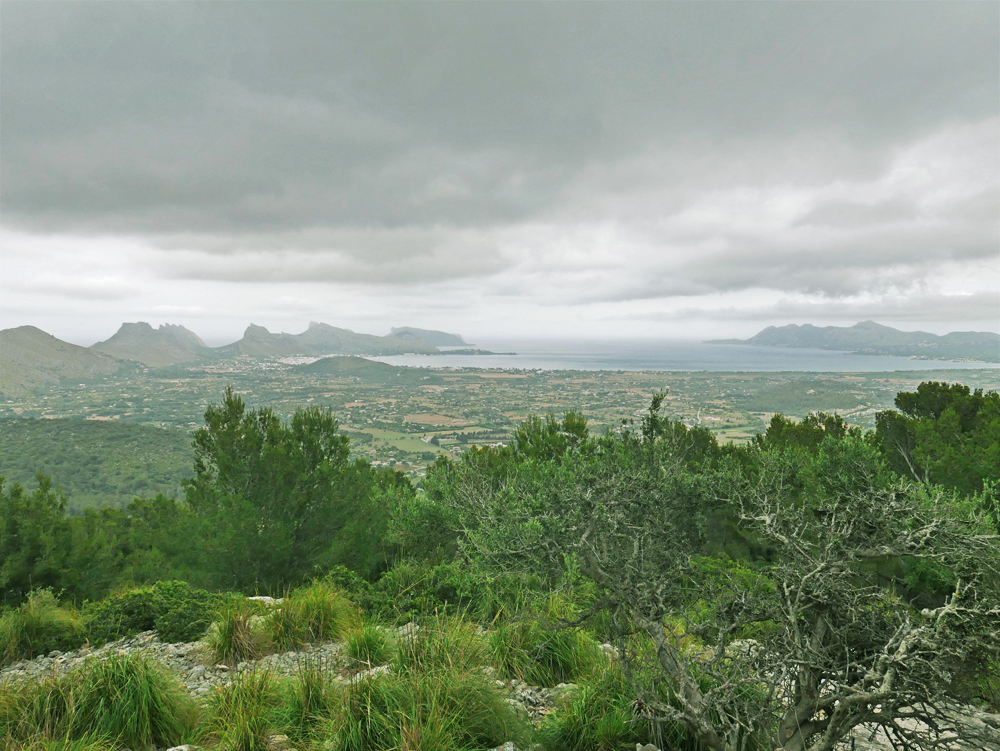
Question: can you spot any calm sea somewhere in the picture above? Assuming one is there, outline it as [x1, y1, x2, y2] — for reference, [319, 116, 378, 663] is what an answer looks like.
[370, 339, 1000, 374]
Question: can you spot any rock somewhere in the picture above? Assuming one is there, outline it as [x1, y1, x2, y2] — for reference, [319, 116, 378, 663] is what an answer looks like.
[166, 746, 203, 751]
[636, 745, 659, 751]
[248, 596, 282, 606]
[265, 734, 292, 751]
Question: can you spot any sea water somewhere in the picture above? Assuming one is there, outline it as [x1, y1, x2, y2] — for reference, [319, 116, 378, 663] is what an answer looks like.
[370, 339, 1000, 374]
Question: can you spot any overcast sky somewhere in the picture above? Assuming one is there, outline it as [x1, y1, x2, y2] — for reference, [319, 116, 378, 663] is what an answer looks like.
[2, 2, 997, 346]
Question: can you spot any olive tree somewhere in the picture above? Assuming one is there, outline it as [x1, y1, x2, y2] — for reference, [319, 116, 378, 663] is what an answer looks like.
[444, 406, 1000, 751]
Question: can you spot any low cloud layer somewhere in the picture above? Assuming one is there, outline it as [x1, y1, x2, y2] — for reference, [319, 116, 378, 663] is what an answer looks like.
[1, 3, 997, 343]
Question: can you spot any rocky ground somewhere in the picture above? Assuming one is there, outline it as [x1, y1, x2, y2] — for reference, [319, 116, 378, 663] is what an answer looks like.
[0, 625, 567, 751]
[3, 628, 998, 751]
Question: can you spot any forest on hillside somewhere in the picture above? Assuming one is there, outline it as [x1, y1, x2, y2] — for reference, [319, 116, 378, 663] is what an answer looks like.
[2, 381, 998, 751]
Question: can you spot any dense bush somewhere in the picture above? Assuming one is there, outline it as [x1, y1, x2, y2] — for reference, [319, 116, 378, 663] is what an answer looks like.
[84, 580, 216, 644]
[0, 589, 86, 664]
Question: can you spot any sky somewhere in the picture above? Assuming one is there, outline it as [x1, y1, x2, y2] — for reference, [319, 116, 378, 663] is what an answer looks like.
[1, 2, 997, 346]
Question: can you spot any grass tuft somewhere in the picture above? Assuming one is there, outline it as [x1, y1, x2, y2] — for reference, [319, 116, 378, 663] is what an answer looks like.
[208, 669, 283, 751]
[0, 652, 196, 750]
[277, 662, 341, 745]
[345, 623, 391, 669]
[489, 602, 607, 688]
[208, 600, 269, 665]
[0, 590, 86, 665]
[267, 579, 357, 652]
[394, 614, 489, 674]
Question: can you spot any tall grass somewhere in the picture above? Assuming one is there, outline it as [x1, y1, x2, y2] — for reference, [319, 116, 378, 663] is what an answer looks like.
[319, 615, 533, 751]
[394, 614, 489, 674]
[0, 652, 197, 750]
[345, 622, 392, 669]
[0, 590, 86, 665]
[207, 669, 283, 751]
[277, 662, 341, 746]
[538, 665, 658, 751]
[489, 594, 607, 687]
[267, 578, 357, 651]
[208, 600, 268, 665]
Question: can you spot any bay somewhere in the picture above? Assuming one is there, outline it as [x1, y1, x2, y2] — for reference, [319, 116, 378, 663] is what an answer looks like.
[370, 339, 1000, 373]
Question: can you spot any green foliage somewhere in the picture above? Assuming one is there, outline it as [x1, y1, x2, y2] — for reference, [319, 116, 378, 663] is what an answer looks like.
[0, 653, 197, 750]
[753, 410, 860, 453]
[876, 382, 1000, 524]
[84, 580, 216, 645]
[321, 616, 532, 751]
[0, 474, 73, 606]
[208, 599, 269, 665]
[183, 387, 387, 591]
[208, 669, 283, 751]
[278, 663, 341, 746]
[0, 589, 86, 665]
[490, 595, 607, 687]
[512, 410, 594, 462]
[346, 622, 392, 668]
[267, 578, 357, 652]
[70, 652, 197, 749]
[539, 665, 680, 751]
[393, 614, 490, 674]
[0, 418, 192, 512]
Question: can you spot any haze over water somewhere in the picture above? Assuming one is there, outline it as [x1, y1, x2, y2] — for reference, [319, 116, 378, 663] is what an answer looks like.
[371, 340, 1000, 373]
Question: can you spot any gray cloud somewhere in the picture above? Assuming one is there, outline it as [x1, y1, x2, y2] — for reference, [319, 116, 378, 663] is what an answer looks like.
[663, 290, 1000, 327]
[1, 2, 997, 336]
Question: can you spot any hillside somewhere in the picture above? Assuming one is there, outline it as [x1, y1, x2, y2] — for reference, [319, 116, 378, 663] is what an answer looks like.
[91, 322, 207, 368]
[295, 355, 444, 385]
[214, 324, 307, 357]
[708, 321, 1000, 362]
[214, 322, 440, 358]
[0, 417, 193, 510]
[0, 326, 128, 397]
[390, 326, 468, 346]
[297, 321, 438, 355]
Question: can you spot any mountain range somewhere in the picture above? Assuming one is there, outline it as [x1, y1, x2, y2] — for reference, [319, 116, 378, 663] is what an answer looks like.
[0, 322, 461, 397]
[707, 321, 1000, 362]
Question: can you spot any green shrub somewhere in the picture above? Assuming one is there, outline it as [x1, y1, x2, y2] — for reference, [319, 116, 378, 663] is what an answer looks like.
[151, 580, 217, 642]
[208, 669, 283, 751]
[208, 600, 269, 665]
[84, 580, 216, 644]
[0, 590, 87, 665]
[267, 579, 356, 651]
[0, 652, 196, 750]
[345, 623, 391, 668]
